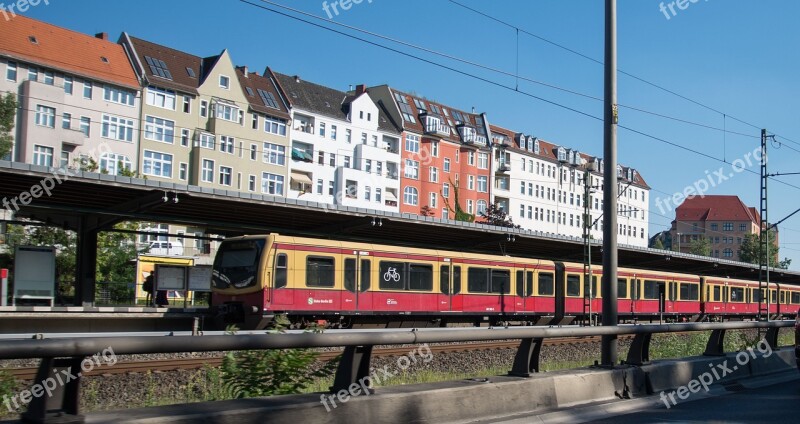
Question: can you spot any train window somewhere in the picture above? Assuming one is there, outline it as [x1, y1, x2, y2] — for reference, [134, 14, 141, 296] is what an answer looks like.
[770, 290, 777, 303]
[360, 260, 371, 292]
[584, 276, 599, 299]
[453, 266, 462, 294]
[468, 268, 489, 293]
[679, 283, 699, 301]
[753, 289, 764, 303]
[780, 291, 785, 304]
[306, 256, 335, 288]
[516, 271, 524, 297]
[632, 279, 641, 299]
[491, 270, 510, 294]
[617, 278, 627, 299]
[344, 258, 356, 292]
[713, 286, 721, 302]
[643, 280, 662, 300]
[274, 253, 287, 289]
[538, 272, 554, 296]
[408, 264, 433, 291]
[792, 292, 800, 304]
[379, 261, 405, 290]
[669, 282, 677, 301]
[566, 275, 581, 297]
[526, 271, 534, 297]
[730, 287, 744, 303]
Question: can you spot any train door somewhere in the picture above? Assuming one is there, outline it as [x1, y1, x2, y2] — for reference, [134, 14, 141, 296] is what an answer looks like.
[438, 260, 462, 312]
[515, 268, 534, 313]
[342, 251, 372, 313]
[657, 281, 666, 314]
[554, 263, 566, 323]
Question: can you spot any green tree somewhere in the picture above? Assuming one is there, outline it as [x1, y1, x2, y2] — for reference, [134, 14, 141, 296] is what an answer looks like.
[688, 237, 711, 256]
[441, 179, 474, 223]
[738, 230, 790, 269]
[0, 93, 16, 159]
[478, 203, 520, 228]
[96, 222, 143, 303]
[652, 238, 665, 250]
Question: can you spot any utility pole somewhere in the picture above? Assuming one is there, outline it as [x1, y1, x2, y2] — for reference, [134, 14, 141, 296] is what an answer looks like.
[758, 129, 769, 321]
[583, 169, 594, 326]
[601, 0, 619, 368]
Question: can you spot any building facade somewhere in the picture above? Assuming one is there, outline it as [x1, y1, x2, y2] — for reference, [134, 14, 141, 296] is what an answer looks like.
[270, 73, 402, 210]
[671, 195, 768, 260]
[0, 16, 141, 174]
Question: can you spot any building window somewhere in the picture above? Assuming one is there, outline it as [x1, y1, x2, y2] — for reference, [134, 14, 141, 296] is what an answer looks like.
[477, 152, 489, 169]
[443, 183, 450, 198]
[468, 151, 475, 166]
[219, 136, 234, 154]
[405, 134, 420, 153]
[99, 153, 132, 175]
[404, 159, 419, 179]
[249, 144, 257, 160]
[63, 76, 73, 94]
[5, 61, 17, 81]
[80, 117, 91, 136]
[430, 192, 438, 208]
[181, 129, 190, 147]
[143, 150, 173, 178]
[263, 142, 286, 165]
[35, 105, 56, 128]
[711, 223, 718, 231]
[723, 248, 733, 258]
[264, 116, 287, 136]
[345, 129, 352, 143]
[219, 75, 230, 89]
[477, 200, 487, 215]
[319, 122, 326, 137]
[723, 222, 734, 231]
[364, 186, 371, 201]
[178, 163, 187, 180]
[329, 153, 336, 167]
[262, 173, 284, 195]
[467, 199, 474, 214]
[200, 100, 208, 117]
[80, 80, 92, 99]
[361, 132, 367, 144]
[249, 175, 257, 191]
[328, 181, 335, 196]
[101, 115, 135, 142]
[33, 145, 53, 167]
[201, 159, 214, 182]
[219, 166, 232, 186]
[213, 102, 240, 122]
[144, 116, 175, 143]
[330, 125, 337, 140]
[468, 175, 475, 190]
[28, 68, 38, 81]
[103, 86, 135, 106]
[183, 96, 192, 113]
[43, 70, 54, 85]
[198, 133, 215, 149]
[404, 186, 418, 205]
[739, 223, 747, 232]
[443, 158, 450, 172]
[477, 176, 488, 192]
[62, 112, 71, 129]
[429, 167, 438, 183]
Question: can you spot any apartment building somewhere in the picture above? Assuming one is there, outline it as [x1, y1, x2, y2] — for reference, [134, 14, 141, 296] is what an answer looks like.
[0, 16, 140, 174]
[490, 125, 650, 247]
[367, 86, 492, 220]
[671, 195, 767, 259]
[269, 72, 402, 210]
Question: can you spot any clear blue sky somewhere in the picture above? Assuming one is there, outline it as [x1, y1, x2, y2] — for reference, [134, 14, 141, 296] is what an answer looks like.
[21, 0, 800, 270]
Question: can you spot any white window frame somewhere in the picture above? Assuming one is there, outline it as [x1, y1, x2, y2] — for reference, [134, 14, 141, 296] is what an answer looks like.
[261, 172, 285, 196]
[146, 87, 176, 110]
[35, 105, 56, 128]
[101, 114, 135, 142]
[405, 134, 420, 153]
[404, 159, 419, 179]
[99, 153, 132, 175]
[219, 135, 235, 154]
[264, 116, 287, 136]
[219, 75, 230, 89]
[33, 145, 53, 167]
[263, 142, 286, 165]
[144, 115, 175, 144]
[403, 186, 418, 206]
[103, 85, 135, 106]
[219, 166, 232, 186]
[142, 150, 173, 178]
[201, 159, 214, 183]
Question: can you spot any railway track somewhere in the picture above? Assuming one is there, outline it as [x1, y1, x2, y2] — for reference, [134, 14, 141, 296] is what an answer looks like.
[5, 335, 629, 381]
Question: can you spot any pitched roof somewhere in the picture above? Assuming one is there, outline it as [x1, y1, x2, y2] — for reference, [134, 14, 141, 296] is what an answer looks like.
[489, 124, 651, 189]
[124, 35, 205, 95]
[0, 15, 138, 89]
[389, 88, 487, 145]
[235, 67, 290, 120]
[270, 70, 400, 134]
[676, 195, 759, 223]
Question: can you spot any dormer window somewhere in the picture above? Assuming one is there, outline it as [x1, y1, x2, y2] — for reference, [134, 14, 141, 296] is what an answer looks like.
[627, 168, 633, 180]
[557, 147, 567, 162]
[617, 165, 623, 178]
[568, 150, 575, 164]
[533, 137, 540, 154]
[219, 75, 230, 89]
[573, 151, 581, 165]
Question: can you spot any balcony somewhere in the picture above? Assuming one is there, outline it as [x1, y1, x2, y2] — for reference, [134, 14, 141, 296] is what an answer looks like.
[458, 126, 487, 145]
[496, 163, 510, 173]
[423, 115, 451, 137]
[60, 126, 87, 146]
[293, 114, 315, 135]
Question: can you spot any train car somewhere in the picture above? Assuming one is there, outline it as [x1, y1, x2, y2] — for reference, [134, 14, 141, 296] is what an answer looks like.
[210, 234, 800, 329]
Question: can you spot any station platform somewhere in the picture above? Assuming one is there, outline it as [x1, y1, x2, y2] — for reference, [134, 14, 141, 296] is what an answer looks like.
[0, 306, 209, 334]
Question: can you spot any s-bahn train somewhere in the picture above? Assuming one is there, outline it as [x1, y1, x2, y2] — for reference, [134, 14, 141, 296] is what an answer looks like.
[210, 234, 800, 329]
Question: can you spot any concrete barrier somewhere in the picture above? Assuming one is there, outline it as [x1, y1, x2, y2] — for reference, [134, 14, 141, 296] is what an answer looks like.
[82, 347, 797, 424]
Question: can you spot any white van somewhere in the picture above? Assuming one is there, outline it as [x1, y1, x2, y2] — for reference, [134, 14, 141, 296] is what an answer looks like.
[148, 241, 184, 256]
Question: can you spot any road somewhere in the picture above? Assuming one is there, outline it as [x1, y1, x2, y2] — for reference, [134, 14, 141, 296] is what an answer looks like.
[588, 374, 800, 423]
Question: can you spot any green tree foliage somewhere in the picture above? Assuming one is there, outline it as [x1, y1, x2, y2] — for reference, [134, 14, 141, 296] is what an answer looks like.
[478, 203, 520, 228]
[688, 237, 711, 257]
[220, 317, 339, 398]
[0, 93, 16, 159]
[441, 179, 474, 223]
[652, 238, 665, 250]
[738, 230, 791, 269]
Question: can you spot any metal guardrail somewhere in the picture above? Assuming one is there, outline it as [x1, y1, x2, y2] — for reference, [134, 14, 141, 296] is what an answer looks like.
[0, 320, 794, 424]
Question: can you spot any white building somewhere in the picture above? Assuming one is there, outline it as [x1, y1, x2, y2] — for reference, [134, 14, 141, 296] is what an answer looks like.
[269, 73, 402, 211]
[490, 125, 650, 247]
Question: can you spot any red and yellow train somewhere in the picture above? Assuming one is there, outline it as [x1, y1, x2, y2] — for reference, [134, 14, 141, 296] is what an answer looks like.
[210, 234, 800, 329]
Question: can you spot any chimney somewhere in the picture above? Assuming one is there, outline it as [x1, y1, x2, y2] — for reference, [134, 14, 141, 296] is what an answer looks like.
[243, 66, 249, 78]
[472, 106, 476, 114]
[294, 75, 300, 83]
[355, 84, 367, 96]
[95, 32, 108, 41]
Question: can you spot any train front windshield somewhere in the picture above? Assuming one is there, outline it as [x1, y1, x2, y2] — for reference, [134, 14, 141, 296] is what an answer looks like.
[212, 239, 265, 290]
